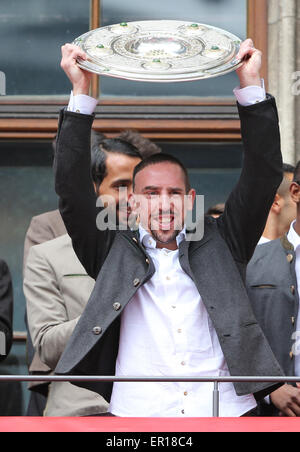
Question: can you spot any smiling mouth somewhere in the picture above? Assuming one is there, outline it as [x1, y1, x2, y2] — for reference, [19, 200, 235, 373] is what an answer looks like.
[152, 215, 175, 230]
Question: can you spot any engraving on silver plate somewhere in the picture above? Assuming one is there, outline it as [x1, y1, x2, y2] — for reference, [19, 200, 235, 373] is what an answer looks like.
[73, 20, 242, 82]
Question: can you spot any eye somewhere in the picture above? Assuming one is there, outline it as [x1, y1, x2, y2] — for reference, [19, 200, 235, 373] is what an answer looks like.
[114, 183, 130, 190]
[170, 191, 183, 198]
[145, 191, 159, 197]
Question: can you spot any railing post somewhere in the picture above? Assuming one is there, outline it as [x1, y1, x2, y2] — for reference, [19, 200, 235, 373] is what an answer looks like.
[213, 381, 220, 417]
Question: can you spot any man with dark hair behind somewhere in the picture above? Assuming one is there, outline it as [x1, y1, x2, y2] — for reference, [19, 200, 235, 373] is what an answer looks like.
[24, 134, 147, 416]
[255, 163, 296, 245]
[246, 160, 300, 416]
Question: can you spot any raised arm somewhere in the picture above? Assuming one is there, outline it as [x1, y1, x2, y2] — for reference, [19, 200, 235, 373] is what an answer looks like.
[54, 45, 115, 279]
[218, 40, 283, 263]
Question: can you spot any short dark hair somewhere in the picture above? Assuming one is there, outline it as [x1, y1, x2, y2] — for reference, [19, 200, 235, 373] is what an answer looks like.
[91, 135, 141, 190]
[132, 153, 191, 192]
[205, 203, 225, 217]
[118, 129, 162, 158]
[293, 161, 300, 183]
[283, 162, 295, 174]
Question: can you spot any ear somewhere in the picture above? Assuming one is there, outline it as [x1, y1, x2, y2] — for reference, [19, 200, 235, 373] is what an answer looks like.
[93, 181, 101, 196]
[128, 192, 135, 210]
[186, 189, 196, 211]
[270, 193, 282, 214]
[290, 182, 300, 204]
[128, 192, 140, 214]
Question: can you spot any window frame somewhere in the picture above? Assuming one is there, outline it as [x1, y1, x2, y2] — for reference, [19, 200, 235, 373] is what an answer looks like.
[0, 0, 267, 141]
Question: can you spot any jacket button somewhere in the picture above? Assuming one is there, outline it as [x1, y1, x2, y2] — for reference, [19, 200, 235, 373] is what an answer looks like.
[287, 254, 294, 263]
[292, 317, 295, 325]
[133, 278, 140, 287]
[145, 258, 150, 264]
[291, 285, 296, 295]
[290, 350, 294, 359]
[113, 302, 121, 311]
[92, 326, 102, 335]
[132, 237, 138, 244]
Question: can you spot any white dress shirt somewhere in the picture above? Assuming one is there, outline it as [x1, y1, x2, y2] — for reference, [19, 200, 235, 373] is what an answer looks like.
[67, 82, 265, 416]
[109, 226, 257, 417]
[68, 80, 266, 115]
[287, 221, 300, 377]
[258, 236, 271, 245]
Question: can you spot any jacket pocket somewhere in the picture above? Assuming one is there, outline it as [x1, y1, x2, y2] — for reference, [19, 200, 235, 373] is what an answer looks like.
[250, 284, 276, 289]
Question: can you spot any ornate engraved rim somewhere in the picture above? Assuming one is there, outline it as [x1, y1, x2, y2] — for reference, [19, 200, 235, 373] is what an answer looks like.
[73, 20, 242, 82]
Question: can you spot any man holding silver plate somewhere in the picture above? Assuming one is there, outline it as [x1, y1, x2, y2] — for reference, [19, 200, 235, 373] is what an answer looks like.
[53, 21, 283, 417]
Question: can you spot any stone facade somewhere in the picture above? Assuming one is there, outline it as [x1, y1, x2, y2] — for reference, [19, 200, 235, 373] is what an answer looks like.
[268, 0, 299, 164]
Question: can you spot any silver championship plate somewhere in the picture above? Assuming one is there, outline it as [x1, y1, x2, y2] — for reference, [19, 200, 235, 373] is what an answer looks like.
[73, 20, 242, 83]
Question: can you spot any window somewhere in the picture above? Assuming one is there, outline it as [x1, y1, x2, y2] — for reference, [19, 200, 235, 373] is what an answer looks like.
[0, 0, 268, 140]
[99, 0, 247, 98]
[1, 0, 89, 96]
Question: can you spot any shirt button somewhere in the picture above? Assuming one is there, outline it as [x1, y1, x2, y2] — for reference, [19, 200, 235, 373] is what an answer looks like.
[92, 326, 102, 335]
[181, 409, 185, 414]
[75, 109, 81, 113]
[166, 276, 171, 280]
[181, 361, 186, 366]
[177, 329, 182, 333]
[184, 391, 188, 396]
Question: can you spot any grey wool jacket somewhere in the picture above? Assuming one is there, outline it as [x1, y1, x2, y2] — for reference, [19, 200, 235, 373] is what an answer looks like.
[54, 95, 284, 402]
[246, 235, 299, 378]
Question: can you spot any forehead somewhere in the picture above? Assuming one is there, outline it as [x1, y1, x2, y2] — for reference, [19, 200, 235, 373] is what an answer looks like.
[134, 162, 186, 191]
[105, 153, 141, 181]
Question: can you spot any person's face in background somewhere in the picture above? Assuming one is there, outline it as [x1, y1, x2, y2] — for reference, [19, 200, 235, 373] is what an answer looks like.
[95, 152, 141, 225]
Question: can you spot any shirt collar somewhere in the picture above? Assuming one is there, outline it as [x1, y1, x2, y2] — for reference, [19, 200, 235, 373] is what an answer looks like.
[287, 220, 300, 251]
[139, 224, 186, 250]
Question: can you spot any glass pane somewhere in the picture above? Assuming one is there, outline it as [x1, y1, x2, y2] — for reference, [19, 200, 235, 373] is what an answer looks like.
[1, 0, 90, 95]
[100, 0, 247, 98]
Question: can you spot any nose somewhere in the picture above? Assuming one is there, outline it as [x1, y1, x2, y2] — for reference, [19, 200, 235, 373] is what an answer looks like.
[126, 184, 133, 196]
[159, 194, 174, 213]
[118, 185, 131, 201]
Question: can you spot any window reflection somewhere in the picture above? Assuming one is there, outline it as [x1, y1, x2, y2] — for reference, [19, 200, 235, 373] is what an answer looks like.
[100, 0, 247, 98]
[1, 0, 89, 95]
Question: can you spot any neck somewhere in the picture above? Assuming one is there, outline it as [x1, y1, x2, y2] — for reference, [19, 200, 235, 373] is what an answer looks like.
[262, 214, 289, 241]
[156, 240, 178, 251]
